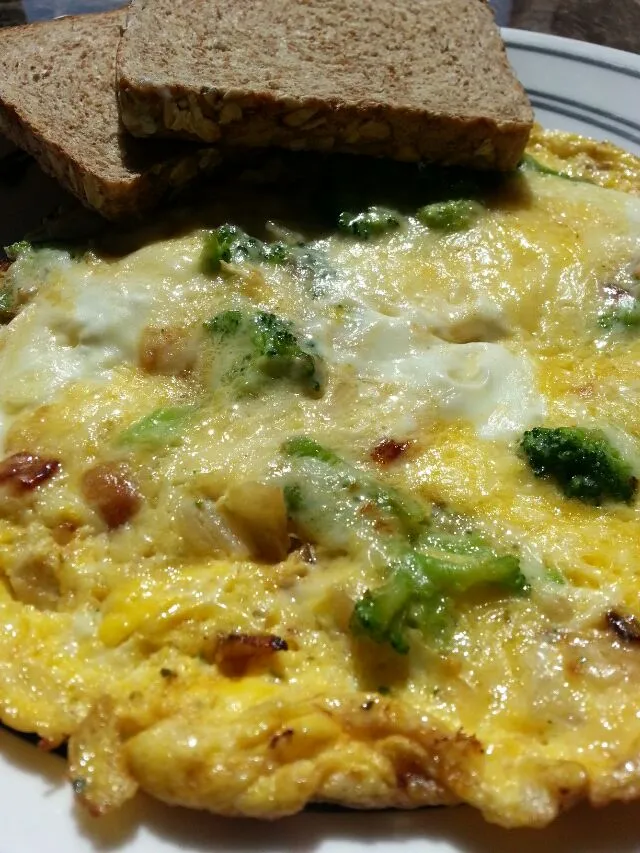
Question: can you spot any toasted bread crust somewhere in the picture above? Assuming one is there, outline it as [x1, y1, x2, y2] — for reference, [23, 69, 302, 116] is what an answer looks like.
[117, 0, 533, 170]
[118, 85, 530, 170]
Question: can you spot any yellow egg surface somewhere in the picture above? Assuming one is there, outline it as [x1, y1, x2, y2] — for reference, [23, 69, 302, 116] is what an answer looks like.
[1, 130, 640, 828]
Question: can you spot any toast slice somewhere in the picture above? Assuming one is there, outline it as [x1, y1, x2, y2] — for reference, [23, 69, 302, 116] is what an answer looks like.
[117, 0, 533, 170]
[0, 11, 222, 220]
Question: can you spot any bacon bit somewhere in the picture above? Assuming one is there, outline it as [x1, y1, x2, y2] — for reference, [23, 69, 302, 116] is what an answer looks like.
[38, 737, 61, 752]
[0, 257, 11, 273]
[370, 438, 410, 466]
[606, 609, 640, 643]
[0, 452, 60, 492]
[216, 633, 288, 662]
[81, 463, 141, 528]
[214, 632, 288, 675]
[138, 326, 196, 376]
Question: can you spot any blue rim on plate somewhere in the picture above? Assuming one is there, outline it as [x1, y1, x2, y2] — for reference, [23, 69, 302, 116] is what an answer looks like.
[504, 28, 640, 151]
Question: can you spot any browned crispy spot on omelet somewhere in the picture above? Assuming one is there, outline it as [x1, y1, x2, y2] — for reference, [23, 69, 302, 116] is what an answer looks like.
[606, 610, 640, 643]
[106, 695, 470, 818]
[213, 632, 289, 675]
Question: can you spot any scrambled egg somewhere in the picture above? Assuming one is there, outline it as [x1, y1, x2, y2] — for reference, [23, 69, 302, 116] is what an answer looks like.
[1, 130, 640, 828]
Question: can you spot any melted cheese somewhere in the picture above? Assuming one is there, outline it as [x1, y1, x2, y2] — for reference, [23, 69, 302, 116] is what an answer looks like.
[328, 307, 545, 438]
[0, 265, 155, 430]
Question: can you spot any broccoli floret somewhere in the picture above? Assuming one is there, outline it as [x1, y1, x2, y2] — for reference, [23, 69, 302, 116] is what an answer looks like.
[205, 311, 325, 398]
[251, 313, 322, 388]
[521, 426, 637, 504]
[200, 225, 334, 292]
[3, 240, 32, 261]
[352, 541, 528, 654]
[337, 206, 401, 240]
[281, 436, 427, 540]
[205, 309, 243, 337]
[200, 224, 295, 275]
[261, 242, 292, 264]
[352, 562, 437, 654]
[416, 199, 484, 232]
[117, 406, 195, 448]
[200, 229, 235, 274]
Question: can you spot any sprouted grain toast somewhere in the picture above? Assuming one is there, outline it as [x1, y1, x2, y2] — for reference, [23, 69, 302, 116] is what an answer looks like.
[117, 0, 533, 170]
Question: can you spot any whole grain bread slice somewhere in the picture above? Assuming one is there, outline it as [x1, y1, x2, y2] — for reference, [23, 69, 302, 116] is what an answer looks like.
[0, 11, 222, 220]
[117, 0, 533, 170]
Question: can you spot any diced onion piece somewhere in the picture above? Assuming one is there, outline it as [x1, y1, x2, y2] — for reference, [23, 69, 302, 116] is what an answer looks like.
[217, 481, 289, 563]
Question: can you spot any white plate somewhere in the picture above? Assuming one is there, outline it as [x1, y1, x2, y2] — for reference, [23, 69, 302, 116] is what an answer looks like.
[505, 28, 640, 155]
[2, 28, 640, 853]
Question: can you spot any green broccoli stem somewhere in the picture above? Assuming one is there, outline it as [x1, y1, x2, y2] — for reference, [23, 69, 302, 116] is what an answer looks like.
[598, 300, 640, 330]
[116, 406, 196, 448]
[281, 436, 342, 466]
[351, 546, 528, 655]
[280, 436, 528, 654]
[519, 154, 591, 184]
[281, 436, 427, 539]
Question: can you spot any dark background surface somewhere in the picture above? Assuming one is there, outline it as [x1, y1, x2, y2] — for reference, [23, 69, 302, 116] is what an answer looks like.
[0, 0, 639, 52]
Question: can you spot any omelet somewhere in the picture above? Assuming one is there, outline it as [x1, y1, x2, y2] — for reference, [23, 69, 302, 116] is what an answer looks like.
[1, 129, 640, 829]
